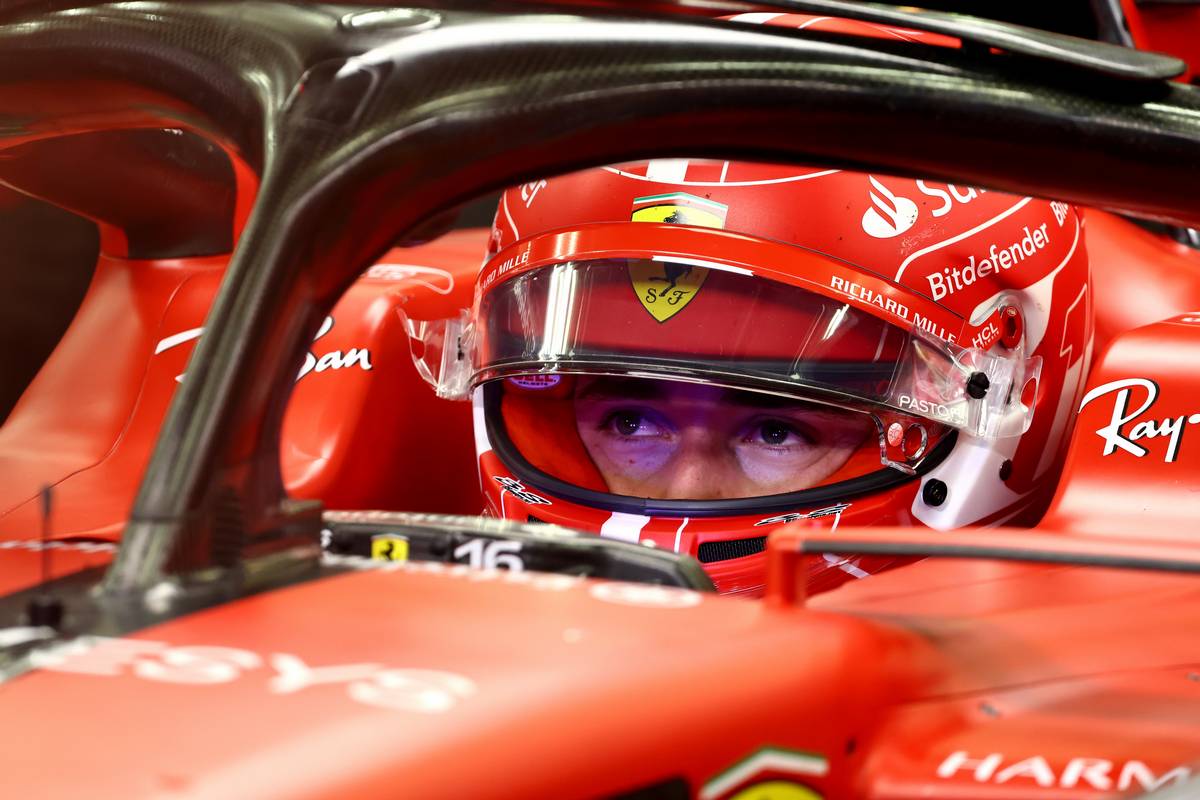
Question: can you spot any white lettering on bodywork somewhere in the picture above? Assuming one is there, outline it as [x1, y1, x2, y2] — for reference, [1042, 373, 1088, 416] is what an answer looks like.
[134, 646, 262, 685]
[157, 316, 372, 384]
[268, 653, 381, 695]
[937, 752, 1190, 791]
[29, 636, 475, 714]
[1078, 378, 1200, 462]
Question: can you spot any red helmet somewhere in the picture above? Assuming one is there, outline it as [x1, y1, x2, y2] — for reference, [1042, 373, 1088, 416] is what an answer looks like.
[410, 15, 1093, 597]
[411, 157, 1092, 597]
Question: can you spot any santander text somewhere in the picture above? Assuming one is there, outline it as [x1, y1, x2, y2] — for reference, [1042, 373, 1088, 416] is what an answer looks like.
[915, 181, 985, 218]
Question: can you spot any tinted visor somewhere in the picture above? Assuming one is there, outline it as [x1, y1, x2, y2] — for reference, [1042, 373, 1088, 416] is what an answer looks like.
[478, 258, 905, 402]
[474, 259, 1038, 440]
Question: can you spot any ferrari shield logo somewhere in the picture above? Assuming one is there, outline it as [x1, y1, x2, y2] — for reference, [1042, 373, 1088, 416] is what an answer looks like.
[370, 534, 409, 562]
[631, 192, 729, 228]
[629, 192, 724, 321]
[701, 747, 828, 800]
[728, 783, 822, 800]
[629, 261, 709, 322]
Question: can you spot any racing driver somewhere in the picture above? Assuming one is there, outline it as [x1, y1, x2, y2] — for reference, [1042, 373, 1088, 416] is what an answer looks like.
[402, 10, 1090, 599]
[406, 152, 1092, 597]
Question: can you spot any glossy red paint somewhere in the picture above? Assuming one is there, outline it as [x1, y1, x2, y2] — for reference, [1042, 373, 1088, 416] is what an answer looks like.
[4, 527, 1200, 798]
[1085, 209, 1200, 358]
[827, 554, 1200, 798]
[3, 13, 1200, 797]
[0, 542, 115, 597]
[0, 233, 484, 560]
[1046, 311, 1200, 538]
[0, 254, 227, 540]
[281, 231, 482, 514]
[0, 565, 933, 799]
[2, 209, 1191, 795]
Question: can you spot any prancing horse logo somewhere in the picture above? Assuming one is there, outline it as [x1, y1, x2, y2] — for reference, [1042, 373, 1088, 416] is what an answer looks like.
[627, 192, 726, 322]
[651, 262, 693, 292]
[628, 260, 709, 323]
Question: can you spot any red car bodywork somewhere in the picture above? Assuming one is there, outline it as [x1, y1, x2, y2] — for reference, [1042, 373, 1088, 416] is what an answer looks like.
[3, 4, 1200, 799]
[0, 212, 1198, 798]
[4, 210, 1198, 584]
[0, 232, 482, 572]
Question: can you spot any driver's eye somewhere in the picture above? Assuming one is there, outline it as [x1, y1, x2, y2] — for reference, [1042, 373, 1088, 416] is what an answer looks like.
[760, 420, 790, 445]
[610, 411, 645, 437]
[753, 419, 803, 446]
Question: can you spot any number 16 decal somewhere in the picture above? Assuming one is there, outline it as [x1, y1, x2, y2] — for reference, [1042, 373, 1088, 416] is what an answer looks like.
[452, 539, 525, 571]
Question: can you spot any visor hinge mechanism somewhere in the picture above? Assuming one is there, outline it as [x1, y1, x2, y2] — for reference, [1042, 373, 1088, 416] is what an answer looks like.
[966, 371, 991, 399]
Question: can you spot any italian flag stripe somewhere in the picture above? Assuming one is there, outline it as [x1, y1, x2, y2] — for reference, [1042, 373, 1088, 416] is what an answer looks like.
[700, 747, 829, 800]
